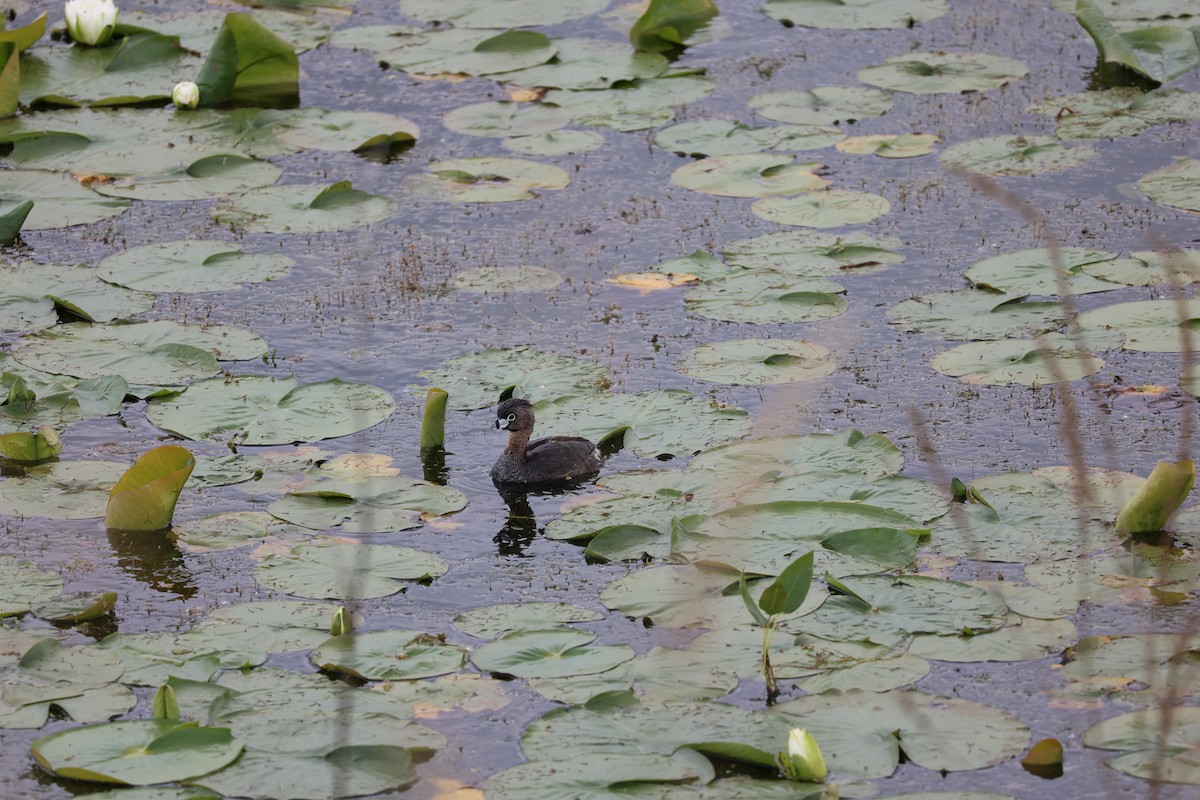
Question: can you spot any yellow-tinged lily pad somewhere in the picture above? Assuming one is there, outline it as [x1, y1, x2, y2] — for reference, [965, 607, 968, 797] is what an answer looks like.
[105, 445, 196, 531]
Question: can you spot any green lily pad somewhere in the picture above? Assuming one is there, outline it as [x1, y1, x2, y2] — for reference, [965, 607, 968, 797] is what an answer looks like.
[751, 189, 890, 227]
[119, 9, 331, 56]
[185, 600, 344, 653]
[772, 690, 1029, 777]
[444, 101, 570, 138]
[939, 134, 1097, 176]
[909, 615, 1077, 662]
[403, 157, 570, 203]
[684, 270, 848, 324]
[97, 631, 266, 686]
[857, 52, 1028, 94]
[400, 0, 608, 27]
[0, 170, 129, 230]
[99, 240, 292, 293]
[455, 602, 603, 639]
[472, 629, 634, 679]
[453, 265, 562, 293]
[965, 247, 1129, 295]
[533, 389, 750, 458]
[254, 542, 448, 600]
[416, 347, 612, 410]
[671, 154, 828, 197]
[31, 591, 117, 622]
[147, 376, 396, 445]
[749, 86, 893, 125]
[887, 290, 1071, 340]
[267, 475, 466, 533]
[763, 0, 949, 29]
[529, 644, 739, 704]
[544, 75, 714, 131]
[497, 38, 668, 90]
[1075, 298, 1200, 352]
[676, 338, 836, 384]
[502, 130, 604, 155]
[331, 26, 557, 77]
[13, 320, 264, 385]
[1061, 633, 1200, 703]
[1075, 0, 1200, 84]
[1139, 157, 1200, 212]
[691, 428, 904, 480]
[483, 752, 714, 800]
[0, 260, 154, 330]
[85, 151, 282, 202]
[212, 181, 397, 233]
[311, 630, 467, 681]
[105, 445, 195, 531]
[0, 638, 134, 728]
[32, 719, 242, 785]
[836, 133, 940, 157]
[1027, 87, 1200, 139]
[931, 334, 1106, 386]
[0, 460, 125, 519]
[544, 490, 713, 547]
[656, 120, 844, 157]
[724, 229, 905, 276]
[1084, 249, 1200, 286]
[198, 746, 416, 800]
[0, 555, 64, 616]
[261, 107, 419, 153]
[1084, 707, 1200, 784]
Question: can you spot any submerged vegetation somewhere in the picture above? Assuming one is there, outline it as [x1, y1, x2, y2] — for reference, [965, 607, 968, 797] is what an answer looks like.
[1, 0, 1199, 798]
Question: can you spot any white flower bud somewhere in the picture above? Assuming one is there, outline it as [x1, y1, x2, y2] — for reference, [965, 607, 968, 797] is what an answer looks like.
[780, 727, 827, 783]
[172, 81, 200, 110]
[64, 0, 118, 47]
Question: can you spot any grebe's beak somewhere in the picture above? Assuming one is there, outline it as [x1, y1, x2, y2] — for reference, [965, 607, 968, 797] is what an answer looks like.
[496, 418, 509, 430]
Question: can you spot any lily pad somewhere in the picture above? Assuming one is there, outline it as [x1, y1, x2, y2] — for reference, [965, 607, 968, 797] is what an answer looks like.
[1061, 633, 1200, 703]
[483, 752, 715, 800]
[0, 260, 154, 330]
[909, 615, 1077, 662]
[399, 0, 608, 27]
[1138, 157, 1200, 212]
[185, 600, 344, 653]
[267, 475, 466, 533]
[939, 134, 1097, 176]
[455, 602, 603, 639]
[684, 270, 848, 324]
[12, 320, 265, 385]
[0, 460, 126, 520]
[544, 76, 714, 131]
[444, 101, 570, 138]
[749, 86, 893, 125]
[656, 120, 844, 157]
[533, 389, 750, 458]
[497, 38, 668, 90]
[671, 154, 828, 197]
[931, 334, 1106, 386]
[857, 52, 1028, 94]
[402, 157, 570, 203]
[197, 745, 417, 800]
[32, 719, 242, 785]
[0, 555, 64, 616]
[965, 247, 1129, 296]
[20, 33, 199, 107]
[147, 376, 396, 445]
[724, 229, 905, 276]
[1084, 707, 1200, 784]
[254, 542, 448, 599]
[836, 133, 940, 157]
[472, 629, 634, 679]
[85, 151, 282, 202]
[105, 445, 195, 531]
[772, 690, 1029, 777]
[1075, 298, 1200, 352]
[415, 347, 612, 410]
[0, 170, 129, 230]
[31, 591, 117, 623]
[887, 290, 1071, 340]
[331, 26, 557, 77]
[261, 107, 419, 153]
[691, 428, 904, 480]
[211, 181, 397, 234]
[1027, 87, 1200, 140]
[311, 630, 467, 680]
[528, 645, 739, 704]
[751, 189, 890, 227]
[1075, 0, 1200, 84]
[453, 265, 562, 293]
[502, 130, 604, 156]
[763, 0, 950, 29]
[676, 338, 836, 384]
[99, 240, 292, 293]
[1084, 249, 1200, 286]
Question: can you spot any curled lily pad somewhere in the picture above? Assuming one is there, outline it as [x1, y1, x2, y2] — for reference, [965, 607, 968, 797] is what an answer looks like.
[212, 181, 397, 233]
[1075, 0, 1200, 84]
[0, 170, 129, 229]
[656, 120, 844, 156]
[671, 154, 828, 197]
[724, 229, 905, 276]
[453, 265, 562, 293]
[99, 240, 292, 293]
[311, 630, 466, 680]
[677, 338, 836, 385]
[0, 261, 154, 330]
[1138, 157, 1200, 212]
[939, 134, 1097, 176]
[749, 86, 893, 125]
[836, 133, 940, 157]
[443, 101, 570, 138]
[931, 334, 1105, 385]
[751, 189, 890, 227]
[403, 157, 570, 203]
[887, 290, 1071, 340]
[268, 475, 466, 533]
[13, 321, 265, 385]
[147, 376, 396, 445]
[497, 38, 668, 90]
[415, 347, 612, 410]
[684, 271, 848, 324]
[503, 130, 604, 155]
[763, 0, 949, 29]
[254, 542, 448, 600]
[331, 26, 557, 77]
[857, 52, 1028, 94]
[1075, 298, 1200, 352]
[105, 445, 195, 532]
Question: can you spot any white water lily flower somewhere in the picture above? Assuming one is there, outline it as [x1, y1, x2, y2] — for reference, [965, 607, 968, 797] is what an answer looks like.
[64, 0, 118, 47]
[780, 727, 827, 783]
[172, 81, 200, 110]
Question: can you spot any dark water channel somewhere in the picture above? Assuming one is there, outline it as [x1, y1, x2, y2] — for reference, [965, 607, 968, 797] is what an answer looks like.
[2, 0, 1200, 798]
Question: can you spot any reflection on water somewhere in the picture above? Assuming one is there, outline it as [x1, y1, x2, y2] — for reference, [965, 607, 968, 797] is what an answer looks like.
[494, 492, 538, 556]
[106, 527, 197, 599]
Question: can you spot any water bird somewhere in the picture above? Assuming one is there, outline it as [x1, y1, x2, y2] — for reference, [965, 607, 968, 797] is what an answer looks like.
[490, 398, 602, 485]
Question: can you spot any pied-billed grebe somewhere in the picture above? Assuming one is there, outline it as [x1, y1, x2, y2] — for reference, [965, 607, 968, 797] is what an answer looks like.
[490, 397, 602, 485]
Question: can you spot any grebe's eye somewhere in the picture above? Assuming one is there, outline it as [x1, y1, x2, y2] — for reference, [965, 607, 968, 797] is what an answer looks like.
[506, 413, 516, 421]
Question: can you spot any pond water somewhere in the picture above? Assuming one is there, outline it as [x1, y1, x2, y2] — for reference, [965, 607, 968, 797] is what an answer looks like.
[2, 0, 1200, 798]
